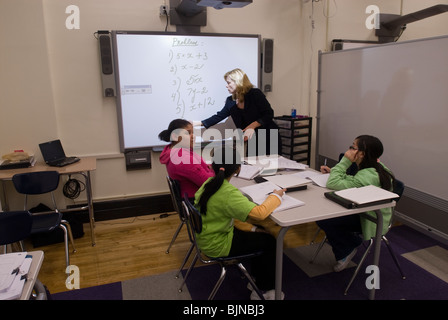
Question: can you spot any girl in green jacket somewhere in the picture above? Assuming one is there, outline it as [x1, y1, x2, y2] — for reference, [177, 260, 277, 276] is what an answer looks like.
[318, 135, 396, 272]
[195, 146, 285, 299]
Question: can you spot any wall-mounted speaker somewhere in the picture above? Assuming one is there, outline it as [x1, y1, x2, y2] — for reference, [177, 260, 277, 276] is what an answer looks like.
[98, 31, 116, 97]
[262, 38, 274, 92]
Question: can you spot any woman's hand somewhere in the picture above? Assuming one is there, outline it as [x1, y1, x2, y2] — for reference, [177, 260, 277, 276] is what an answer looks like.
[243, 121, 261, 141]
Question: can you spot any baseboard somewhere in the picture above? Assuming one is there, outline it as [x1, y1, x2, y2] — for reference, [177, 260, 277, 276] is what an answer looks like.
[395, 211, 448, 246]
[66, 194, 174, 223]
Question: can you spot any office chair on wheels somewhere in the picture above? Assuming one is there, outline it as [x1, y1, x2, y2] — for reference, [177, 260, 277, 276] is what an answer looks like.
[310, 179, 406, 295]
[12, 171, 76, 269]
[179, 195, 265, 300]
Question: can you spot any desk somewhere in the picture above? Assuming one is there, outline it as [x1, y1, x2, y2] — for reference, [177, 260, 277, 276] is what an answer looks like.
[231, 172, 396, 300]
[0, 157, 97, 246]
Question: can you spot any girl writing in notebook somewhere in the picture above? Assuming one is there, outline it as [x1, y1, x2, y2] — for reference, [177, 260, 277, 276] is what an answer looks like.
[195, 146, 286, 299]
[318, 135, 396, 272]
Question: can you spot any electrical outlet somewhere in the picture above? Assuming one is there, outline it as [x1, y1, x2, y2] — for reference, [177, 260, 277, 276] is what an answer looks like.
[159, 5, 168, 17]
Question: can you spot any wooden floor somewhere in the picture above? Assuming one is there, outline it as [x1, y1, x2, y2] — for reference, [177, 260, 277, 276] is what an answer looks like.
[26, 213, 324, 294]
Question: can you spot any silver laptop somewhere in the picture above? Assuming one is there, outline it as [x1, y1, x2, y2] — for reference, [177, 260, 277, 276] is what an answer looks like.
[39, 139, 80, 167]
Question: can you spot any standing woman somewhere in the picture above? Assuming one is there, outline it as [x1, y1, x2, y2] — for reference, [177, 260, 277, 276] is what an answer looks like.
[193, 68, 281, 156]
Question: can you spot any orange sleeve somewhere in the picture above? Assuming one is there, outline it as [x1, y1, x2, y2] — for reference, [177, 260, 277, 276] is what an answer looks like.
[248, 194, 282, 220]
[234, 219, 255, 232]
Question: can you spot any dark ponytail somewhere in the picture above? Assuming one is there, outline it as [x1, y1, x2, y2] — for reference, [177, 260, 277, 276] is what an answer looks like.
[197, 146, 242, 215]
[158, 119, 191, 143]
[356, 135, 395, 191]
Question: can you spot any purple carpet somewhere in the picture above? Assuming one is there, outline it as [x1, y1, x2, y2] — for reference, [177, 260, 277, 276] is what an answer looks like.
[49, 225, 448, 300]
[51, 281, 122, 300]
[182, 225, 448, 300]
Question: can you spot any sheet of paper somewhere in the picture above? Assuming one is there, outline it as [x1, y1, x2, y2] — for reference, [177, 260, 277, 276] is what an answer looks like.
[264, 175, 311, 189]
[245, 155, 308, 171]
[287, 171, 329, 187]
[239, 182, 305, 212]
[0, 255, 31, 300]
[273, 195, 305, 212]
[0, 252, 27, 293]
[307, 173, 330, 187]
[240, 181, 280, 203]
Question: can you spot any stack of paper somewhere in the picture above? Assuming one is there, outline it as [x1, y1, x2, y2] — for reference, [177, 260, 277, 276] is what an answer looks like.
[245, 155, 308, 171]
[240, 155, 308, 179]
[239, 182, 305, 212]
[0, 252, 32, 300]
[238, 164, 264, 180]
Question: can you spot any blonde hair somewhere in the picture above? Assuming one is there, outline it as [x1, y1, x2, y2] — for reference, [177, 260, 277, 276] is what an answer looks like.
[224, 68, 254, 103]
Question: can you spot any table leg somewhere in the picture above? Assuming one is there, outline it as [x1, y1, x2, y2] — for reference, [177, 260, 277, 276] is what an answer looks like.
[80, 171, 96, 246]
[275, 226, 290, 300]
[369, 209, 383, 300]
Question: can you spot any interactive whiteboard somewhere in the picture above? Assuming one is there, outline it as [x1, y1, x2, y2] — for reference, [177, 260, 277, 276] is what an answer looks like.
[112, 31, 260, 151]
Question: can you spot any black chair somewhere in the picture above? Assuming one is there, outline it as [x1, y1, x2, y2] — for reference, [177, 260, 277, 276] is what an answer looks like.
[12, 171, 76, 269]
[0, 210, 33, 253]
[0, 210, 48, 299]
[310, 179, 406, 295]
[179, 195, 265, 300]
[165, 176, 196, 280]
[165, 176, 187, 254]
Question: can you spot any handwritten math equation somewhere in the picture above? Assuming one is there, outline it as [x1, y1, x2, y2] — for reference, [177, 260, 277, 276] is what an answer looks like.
[168, 38, 215, 118]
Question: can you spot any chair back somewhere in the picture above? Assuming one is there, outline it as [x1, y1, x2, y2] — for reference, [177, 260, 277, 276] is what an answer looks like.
[166, 176, 185, 221]
[183, 194, 202, 234]
[386, 179, 405, 230]
[12, 171, 60, 211]
[393, 179, 405, 200]
[0, 211, 33, 246]
[12, 171, 60, 195]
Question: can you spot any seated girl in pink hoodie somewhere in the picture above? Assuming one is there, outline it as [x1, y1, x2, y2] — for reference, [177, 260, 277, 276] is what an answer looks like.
[159, 119, 259, 232]
[159, 119, 213, 199]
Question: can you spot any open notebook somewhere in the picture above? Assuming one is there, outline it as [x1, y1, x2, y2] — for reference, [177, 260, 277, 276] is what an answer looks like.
[239, 181, 305, 213]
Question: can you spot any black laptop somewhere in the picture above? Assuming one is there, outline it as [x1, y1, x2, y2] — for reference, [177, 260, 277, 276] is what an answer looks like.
[39, 139, 80, 167]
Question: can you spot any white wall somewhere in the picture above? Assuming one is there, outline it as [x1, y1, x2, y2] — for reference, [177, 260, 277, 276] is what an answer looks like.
[1, 0, 447, 210]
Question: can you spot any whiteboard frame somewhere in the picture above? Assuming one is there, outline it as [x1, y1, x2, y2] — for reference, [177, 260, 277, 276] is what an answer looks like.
[111, 31, 261, 152]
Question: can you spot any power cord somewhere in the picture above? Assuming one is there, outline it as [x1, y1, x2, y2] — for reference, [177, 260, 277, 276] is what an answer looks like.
[63, 175, 85, 199]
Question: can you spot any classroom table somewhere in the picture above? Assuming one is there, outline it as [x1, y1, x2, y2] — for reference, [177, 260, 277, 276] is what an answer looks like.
[231, 170, 396, 300]
[0, 157, 97, 246]
[20, 250, 46, 300]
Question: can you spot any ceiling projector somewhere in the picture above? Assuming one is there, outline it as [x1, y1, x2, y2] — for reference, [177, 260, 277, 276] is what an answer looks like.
[197, 0, 253, 10]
